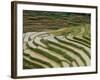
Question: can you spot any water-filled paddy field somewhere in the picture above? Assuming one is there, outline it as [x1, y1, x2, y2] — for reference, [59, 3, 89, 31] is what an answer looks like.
[23, 10, 91, 69]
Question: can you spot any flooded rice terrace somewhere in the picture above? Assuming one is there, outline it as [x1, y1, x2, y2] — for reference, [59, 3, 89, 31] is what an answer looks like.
[23, 10, 91, 69]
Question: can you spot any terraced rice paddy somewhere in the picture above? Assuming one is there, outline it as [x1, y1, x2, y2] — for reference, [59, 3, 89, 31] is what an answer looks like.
[23, 10, 91, 69]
